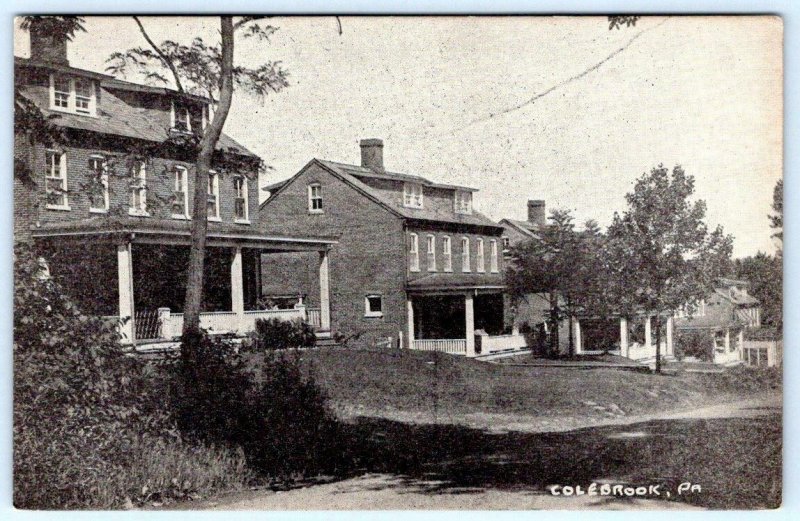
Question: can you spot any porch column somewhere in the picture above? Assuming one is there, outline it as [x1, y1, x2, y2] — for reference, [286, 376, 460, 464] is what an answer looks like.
[738, 329, 745, 360]
[645, 316, 652, 349]
[724, 328, 731, 352]
[406, 297, 415, 349]
[572, 317, 582, 354]
[465, 291, 476, 357]
[620, 317, 629, 357]
[117, 240, 134, 344]
[231, 246, 244, 332]
[319, 249, 331, 331]
[666, 316, 674, 357]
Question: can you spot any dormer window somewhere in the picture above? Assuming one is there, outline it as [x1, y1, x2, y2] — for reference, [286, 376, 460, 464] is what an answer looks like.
[49, 74, 96, 116]
[454, 190, 472, 214]
[403, 182, 423, 208]
[170, 100, 192, 133]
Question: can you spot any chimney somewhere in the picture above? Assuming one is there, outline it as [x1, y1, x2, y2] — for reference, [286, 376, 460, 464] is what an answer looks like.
[360, 139, 384, 171]
[527, 200, 546, 227]
[29, 18, 70, 65]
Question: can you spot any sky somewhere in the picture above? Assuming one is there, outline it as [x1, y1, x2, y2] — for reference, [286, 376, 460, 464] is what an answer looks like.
[13, 15, 783, 257]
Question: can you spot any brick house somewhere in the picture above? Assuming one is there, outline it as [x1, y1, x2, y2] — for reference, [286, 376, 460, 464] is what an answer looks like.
[258, 139, 527, 356]
[14, 22, 335, 345]
[674, 277, 761, 364]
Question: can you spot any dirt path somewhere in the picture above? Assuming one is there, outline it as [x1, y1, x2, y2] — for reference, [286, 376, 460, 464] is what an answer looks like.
[177, 393, 780, 511]
[337, 392, 781, 435]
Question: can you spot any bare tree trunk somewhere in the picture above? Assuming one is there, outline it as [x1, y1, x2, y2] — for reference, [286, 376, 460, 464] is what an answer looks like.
[654, 315, 662, 373]
[549, 292, 559, 358]
[182, 16, 235, 341]
[567, 296, 574, 357]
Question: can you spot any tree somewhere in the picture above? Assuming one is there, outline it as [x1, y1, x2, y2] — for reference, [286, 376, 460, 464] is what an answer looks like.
[104, 16, 290, 344]
[507, 209, 610, 356]
[769, 179, 783, 245]
[734, 252, 782, 331]
[606, 164, 733, 372]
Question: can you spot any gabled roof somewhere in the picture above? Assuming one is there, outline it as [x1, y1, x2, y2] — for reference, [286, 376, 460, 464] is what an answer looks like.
[15, 57, 257, 158]
[320, 160, 479, 192]
[261, 159, 503, 232]
[714, 288, 760, 307]
[499, 218, 542, 238]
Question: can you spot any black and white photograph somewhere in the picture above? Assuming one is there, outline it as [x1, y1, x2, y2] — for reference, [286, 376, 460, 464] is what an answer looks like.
[11, 14, 783, 511]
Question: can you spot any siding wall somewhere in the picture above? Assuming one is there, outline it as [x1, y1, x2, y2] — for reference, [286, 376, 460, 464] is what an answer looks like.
[259, 163, 407, 346]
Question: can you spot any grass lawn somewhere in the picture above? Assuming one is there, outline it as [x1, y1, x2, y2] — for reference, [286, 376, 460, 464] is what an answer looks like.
[245, 348, 780, 422]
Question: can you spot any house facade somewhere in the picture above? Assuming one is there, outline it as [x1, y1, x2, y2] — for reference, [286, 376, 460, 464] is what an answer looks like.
[258, 139, 525, 356]
[14, 23, 334, 345]
[674, 278, 761, 364]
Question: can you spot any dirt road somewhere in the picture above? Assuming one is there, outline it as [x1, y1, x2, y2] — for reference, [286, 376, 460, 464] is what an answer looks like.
[177, 393, 779, 511]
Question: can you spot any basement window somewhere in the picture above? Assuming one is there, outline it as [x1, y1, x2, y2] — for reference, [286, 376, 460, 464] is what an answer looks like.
[365, 294, 384, 318]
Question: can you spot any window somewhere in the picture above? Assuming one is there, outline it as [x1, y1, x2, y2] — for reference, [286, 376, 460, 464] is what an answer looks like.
[308, 183, 323, 213]
[88, 155, 108, 213]
[490, 239, 499, 273]
[44, 150, 69, 209]
[234, 176, 249, 222]
[442, 236, 452, 272]
[365, 294, 384, 318]
[74, 78, 94, 115]
[476, 238, 485, 272]
[502, 236, 511, 251]
[129, 160, 147, 215]
[170, 100, 192, 132]
[49, 74, 96, 116]
[409, 233, 420, 272]
[454, 190, 472, 214]
[426, 235, 436, 272]
[52, 76, 70, 109]
[172, 166, 189, 218]
[403, 182, 423, 208]
[207, 171, 220, 220]
[461, 237, 471, 272]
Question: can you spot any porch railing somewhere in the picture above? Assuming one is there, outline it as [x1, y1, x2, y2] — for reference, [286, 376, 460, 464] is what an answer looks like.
[307, 308, 322, 328]
[135, 310, 161, 341]
[159, 308, 306, 340]
[478, 332, 527, 354]
[412, 338, 467, 354]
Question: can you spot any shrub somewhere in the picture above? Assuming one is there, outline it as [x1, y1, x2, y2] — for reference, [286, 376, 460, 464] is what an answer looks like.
[242, 352, 342, 479]
[675, 329, 713, 361]
[13, 244, 172, 508]
[250, 317, 316, 351]
[172, 333, 342, 482]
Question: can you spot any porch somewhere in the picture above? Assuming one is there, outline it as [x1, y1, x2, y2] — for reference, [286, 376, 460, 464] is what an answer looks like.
[405, 289, 527, 357]
[33, 218, 335, 345]
[572, 315, 676, 363]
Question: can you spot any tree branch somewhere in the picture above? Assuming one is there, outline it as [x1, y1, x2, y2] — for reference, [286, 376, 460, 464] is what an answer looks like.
[132, 16, 185, 93]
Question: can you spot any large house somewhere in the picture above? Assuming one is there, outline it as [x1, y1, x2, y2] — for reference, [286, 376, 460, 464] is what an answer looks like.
[14, 21, 335, 345]
[258, 139, 526, 356]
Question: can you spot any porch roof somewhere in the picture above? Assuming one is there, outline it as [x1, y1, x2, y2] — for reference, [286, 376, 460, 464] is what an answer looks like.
[406, 272, 505, 292]
[30, 217, 338, 251]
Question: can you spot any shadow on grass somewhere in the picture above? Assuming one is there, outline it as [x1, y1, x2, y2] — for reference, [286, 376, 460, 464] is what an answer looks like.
[334, 412, 782, 510]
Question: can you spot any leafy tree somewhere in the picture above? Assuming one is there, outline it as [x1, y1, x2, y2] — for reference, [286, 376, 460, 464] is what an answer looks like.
[507, 209, 610, 356]
[606, 164, 733, 372]
[103, 16, 292, 342]
[734, 252, 782, 331]
[769, 179, 783, 245]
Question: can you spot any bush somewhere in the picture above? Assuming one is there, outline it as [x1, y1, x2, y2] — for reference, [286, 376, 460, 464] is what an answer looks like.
[13, 244, 172, 508]
[250, 317, 316, 351]
[243, 352, 342, 478]
[14, 245, 254, 509]
[173, 333, 342, 482]
[675, 329, 713, 361]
